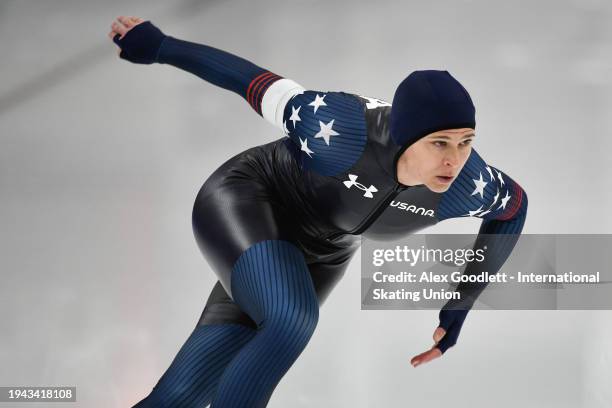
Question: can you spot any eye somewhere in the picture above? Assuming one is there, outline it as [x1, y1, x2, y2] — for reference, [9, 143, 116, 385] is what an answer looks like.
[433, 141, 447, 147]
[460, 139, 473, 147]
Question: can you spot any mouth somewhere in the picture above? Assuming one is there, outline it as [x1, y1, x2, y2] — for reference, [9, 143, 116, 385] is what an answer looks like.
[436, 175, 454, 184]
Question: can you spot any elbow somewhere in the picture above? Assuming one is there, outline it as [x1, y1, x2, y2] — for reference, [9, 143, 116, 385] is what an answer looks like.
[518, 187, 528, 219]
[497, 182, 527, 222]
[507, 185, 528, 232]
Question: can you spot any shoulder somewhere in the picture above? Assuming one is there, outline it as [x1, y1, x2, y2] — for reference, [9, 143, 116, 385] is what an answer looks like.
[283, 91, 387, 176]
[437, 148, 527, 221]
[284, 91, 375, 118]
[283, 92, 391, 125]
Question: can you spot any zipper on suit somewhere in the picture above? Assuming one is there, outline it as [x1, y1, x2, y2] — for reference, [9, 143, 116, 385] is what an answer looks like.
[351, 183, 404, 235]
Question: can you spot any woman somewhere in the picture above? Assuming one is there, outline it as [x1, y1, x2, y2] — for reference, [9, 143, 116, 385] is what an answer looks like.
[109, 16, 528, 408]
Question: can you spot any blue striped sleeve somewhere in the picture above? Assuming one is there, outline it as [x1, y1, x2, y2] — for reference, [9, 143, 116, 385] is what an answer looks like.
[157, 37, 283, 115]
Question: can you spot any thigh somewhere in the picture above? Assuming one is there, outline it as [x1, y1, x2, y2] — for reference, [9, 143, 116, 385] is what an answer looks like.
[192, 148, 295, 298]
[198, 243, 359, 330]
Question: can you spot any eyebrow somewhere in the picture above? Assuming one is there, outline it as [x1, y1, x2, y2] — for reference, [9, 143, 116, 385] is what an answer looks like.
[430, 133, 475, 140]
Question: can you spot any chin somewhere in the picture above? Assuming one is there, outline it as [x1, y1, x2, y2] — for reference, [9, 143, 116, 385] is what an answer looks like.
[426, 182, 452, 193]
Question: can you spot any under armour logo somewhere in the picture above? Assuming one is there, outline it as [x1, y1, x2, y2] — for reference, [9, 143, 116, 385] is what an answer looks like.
[343, 174, 378, 198]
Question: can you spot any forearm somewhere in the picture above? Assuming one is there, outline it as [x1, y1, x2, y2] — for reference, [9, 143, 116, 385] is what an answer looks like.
[452, 194, 528, 308]
[157, 37, 276, 102]
[160, 37, 312, 123]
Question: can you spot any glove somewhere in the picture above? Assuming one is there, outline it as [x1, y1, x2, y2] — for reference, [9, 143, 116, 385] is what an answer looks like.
[436, 307, 469, 353]
[113, 21, 167, 64]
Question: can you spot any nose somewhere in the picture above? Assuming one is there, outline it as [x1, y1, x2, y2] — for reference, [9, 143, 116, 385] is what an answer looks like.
[443, 147, 461, 168]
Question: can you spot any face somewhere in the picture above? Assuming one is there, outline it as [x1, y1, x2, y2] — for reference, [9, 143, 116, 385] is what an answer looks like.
[396, 128, 475, 193]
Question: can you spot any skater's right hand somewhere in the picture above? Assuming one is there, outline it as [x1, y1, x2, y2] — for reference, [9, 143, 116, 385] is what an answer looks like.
[108, 16, 167, 64]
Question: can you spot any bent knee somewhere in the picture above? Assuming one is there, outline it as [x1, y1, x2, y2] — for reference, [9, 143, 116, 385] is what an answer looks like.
[264, 304, 319, 345]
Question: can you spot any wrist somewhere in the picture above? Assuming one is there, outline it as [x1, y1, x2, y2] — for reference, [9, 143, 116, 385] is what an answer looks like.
[118, 21, 167, 65]
[155, 35, 171, 64]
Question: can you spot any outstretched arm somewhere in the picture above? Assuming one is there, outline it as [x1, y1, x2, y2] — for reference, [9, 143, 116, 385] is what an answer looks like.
[108, 17, 303, 123]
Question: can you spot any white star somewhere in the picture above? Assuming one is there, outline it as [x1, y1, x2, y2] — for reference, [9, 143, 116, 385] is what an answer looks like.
[464, 205, 484, 217]
[471, 172, 488, 199]
[299, 137, 314, 158]
[309, 94, 327, 114]
[497, 191, 512, 210]
[496, 170, 505, 187]
[478, 209, 492, 217]
[485, 166, 495, 181]
[283, 120, 289, 136]
[359, 95, 391, 109]
[314, 119, 340, 145]
[490, 188, 500, 207]
[289, 105, 301, 128]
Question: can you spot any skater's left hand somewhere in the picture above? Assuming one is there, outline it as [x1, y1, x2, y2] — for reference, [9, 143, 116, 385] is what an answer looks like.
[410, 309, 468, 367]
[108, 16, 168, 64]
[108, 16, 146, 46]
